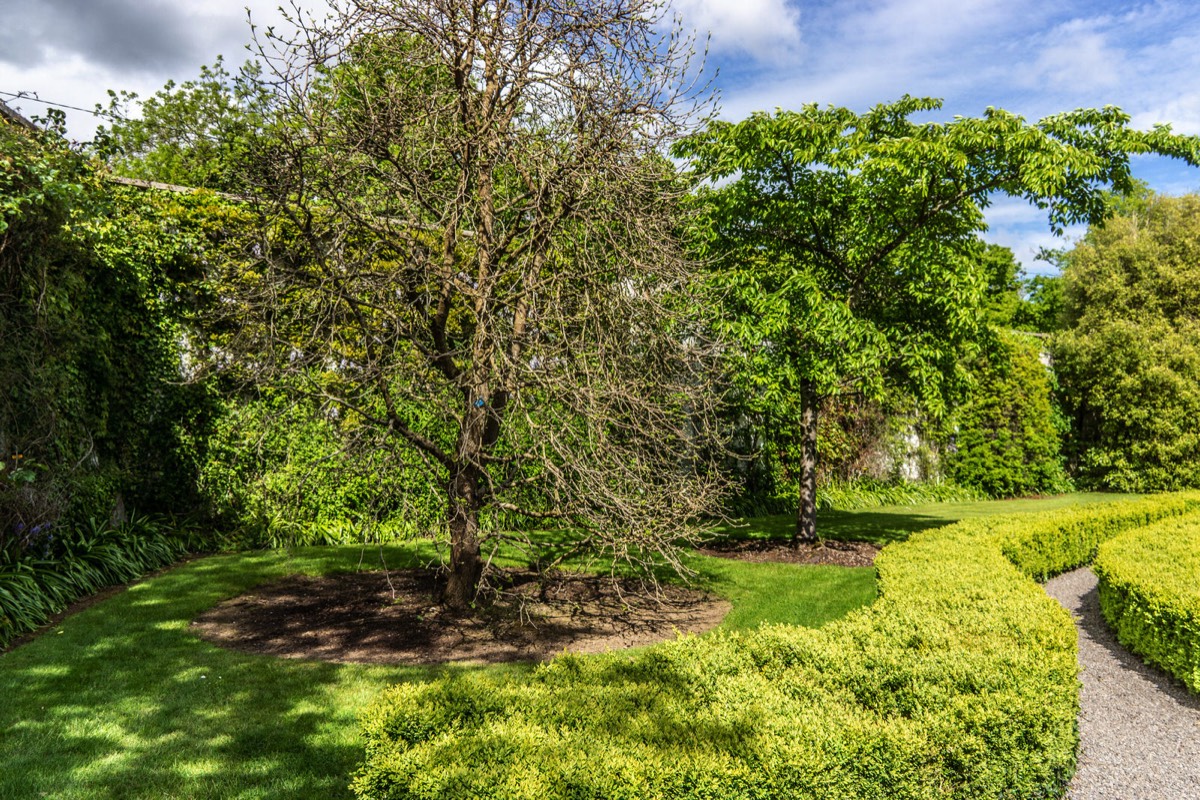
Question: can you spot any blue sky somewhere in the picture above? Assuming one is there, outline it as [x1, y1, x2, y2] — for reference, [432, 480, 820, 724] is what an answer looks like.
[4, 0, 1200, 273]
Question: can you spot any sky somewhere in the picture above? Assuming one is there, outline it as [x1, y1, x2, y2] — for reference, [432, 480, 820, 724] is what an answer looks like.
[4, 0, 1200, 274]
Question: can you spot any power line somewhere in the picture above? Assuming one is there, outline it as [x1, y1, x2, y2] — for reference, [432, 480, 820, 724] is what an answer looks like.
[0, 91, 128, 121]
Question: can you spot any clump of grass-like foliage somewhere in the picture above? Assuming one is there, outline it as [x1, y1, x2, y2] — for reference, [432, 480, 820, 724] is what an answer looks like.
[0, 515, 187, 649]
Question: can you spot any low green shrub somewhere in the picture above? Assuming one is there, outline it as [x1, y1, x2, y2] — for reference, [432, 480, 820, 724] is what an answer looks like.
[0, 515, 187, 649]
[352, 492, 1200, 799]
[1093, 513, 1200, 693]
[989, 492, 1200, 581]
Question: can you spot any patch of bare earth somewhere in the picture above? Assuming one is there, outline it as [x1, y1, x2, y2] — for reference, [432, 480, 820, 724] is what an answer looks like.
[697, 538, 880, 567]
[191, 569, 731, 665]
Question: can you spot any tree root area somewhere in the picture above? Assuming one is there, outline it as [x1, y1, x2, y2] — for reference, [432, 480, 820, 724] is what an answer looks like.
[191, 569, 730, 665]
[697, 538, 880, 567]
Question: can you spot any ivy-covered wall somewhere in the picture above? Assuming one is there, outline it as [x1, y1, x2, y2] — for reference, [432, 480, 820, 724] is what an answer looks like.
[0, 119, 226, 544]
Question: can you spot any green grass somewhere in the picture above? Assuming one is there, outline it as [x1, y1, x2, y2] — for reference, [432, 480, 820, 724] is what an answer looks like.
[0, 492, 1129, 799]
[718, 491, 1127, 546]
[0, 545, 483, 800]
[695, 558, 877, 629]
[0, 541, 875, 799]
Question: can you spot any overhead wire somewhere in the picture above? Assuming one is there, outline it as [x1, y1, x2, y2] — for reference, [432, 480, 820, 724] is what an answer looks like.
[0, 90, 128, 121]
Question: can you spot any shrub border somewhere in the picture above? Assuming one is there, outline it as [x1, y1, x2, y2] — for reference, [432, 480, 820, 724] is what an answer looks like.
[1093, 513, 1200, 693]
[0, 518, 188, 650]
[353, 493, 1200, 800]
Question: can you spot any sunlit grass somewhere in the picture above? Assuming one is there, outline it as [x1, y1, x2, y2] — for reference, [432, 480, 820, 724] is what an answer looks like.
[0, 492, 1130, 798]
[717, 491, 1128, 545]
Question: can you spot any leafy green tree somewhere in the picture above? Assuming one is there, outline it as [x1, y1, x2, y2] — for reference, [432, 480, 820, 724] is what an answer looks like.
[1054, 192, 1200, 490]
[949, 330, 1070, 497]
[976, 243, 1024, 327]
[675, 98, 1200, 540]
[95, 57, 272, 193]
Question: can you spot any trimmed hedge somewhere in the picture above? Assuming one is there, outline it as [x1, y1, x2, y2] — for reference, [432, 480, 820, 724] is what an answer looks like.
[1094, 513, 1200, 694]
[353, 493, 1200, 800]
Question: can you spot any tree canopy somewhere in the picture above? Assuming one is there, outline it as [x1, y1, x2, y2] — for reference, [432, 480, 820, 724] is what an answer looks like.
[217, 0, 725, 608]
[675, 97, 1200, 537]
[1055, 192, 1200, 491]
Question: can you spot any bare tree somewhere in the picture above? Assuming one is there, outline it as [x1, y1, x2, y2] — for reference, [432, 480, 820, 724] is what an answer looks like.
[229, 0, 725, 609]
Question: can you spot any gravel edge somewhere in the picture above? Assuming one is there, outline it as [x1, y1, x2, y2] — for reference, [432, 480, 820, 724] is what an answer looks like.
[1042, 567, 1200, 800]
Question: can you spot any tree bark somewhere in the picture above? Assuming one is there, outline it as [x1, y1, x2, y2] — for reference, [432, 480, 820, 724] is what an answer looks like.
[444, 465, 483, 611]
[794, 380, 819, 544]
[444, 384, 490, 611]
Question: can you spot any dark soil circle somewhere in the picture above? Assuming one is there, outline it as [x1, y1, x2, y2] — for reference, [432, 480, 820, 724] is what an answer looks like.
[191, 568, 730, 665]
[696, 538, 880, 567]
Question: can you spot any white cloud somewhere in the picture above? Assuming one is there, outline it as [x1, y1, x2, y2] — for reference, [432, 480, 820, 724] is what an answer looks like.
[1131, 93, 1200, 136]
[977, 197, 1083, 273]
[714, 0, 1044, 118]
[1, 0, 294, 140]
[846, 0, 1025, 55]
[671, 0, 802, 61]
[1018, 21, 1124, 92]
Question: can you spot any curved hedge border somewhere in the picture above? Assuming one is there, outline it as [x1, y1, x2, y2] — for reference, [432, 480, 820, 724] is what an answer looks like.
[1094, 512, 1200, 694]
[353, 493, 1200, 800]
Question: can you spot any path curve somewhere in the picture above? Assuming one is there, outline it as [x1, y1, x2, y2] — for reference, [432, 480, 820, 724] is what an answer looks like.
[1043, 567, 1200, 800]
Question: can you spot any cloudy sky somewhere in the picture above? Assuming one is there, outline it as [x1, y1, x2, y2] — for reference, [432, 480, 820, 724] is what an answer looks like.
[5, 0, 1200, 273]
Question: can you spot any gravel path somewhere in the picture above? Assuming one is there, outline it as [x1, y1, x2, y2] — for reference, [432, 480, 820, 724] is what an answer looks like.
[1043, 567, 1200, 800]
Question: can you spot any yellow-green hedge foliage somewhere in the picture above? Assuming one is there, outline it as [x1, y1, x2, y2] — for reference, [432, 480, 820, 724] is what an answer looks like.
[353, 493, 1200, 800]
[1094, 512, 1200, 693]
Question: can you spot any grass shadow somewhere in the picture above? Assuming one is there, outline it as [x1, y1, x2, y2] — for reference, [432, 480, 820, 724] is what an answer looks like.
[713, 492, 1129, 547]
[0, 545, 530, 800]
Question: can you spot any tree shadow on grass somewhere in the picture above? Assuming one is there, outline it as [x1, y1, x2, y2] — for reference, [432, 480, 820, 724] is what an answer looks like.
[0, 545, 531, 800]
[712, 508, 958, 548]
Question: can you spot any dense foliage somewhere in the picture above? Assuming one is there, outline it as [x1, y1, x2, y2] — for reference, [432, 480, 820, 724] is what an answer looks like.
[198, 387, 445, 547]
[1054, 193, 1200, 491]
[96, 57, 271, 193]
[677, 98, 1200, 539]
[0, 118, 229, 542]
[0, 514, 187, 649]
[948, 330, 1070, 497]
[1094, 512, 1200, 693]
[352, 492, 1200, 799]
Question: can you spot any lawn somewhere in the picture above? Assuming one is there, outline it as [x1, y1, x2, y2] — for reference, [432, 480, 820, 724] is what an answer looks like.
[0, 492, 1125, 799]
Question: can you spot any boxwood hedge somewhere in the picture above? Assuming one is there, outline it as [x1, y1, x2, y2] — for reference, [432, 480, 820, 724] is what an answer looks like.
[1094, 512, 1200, 694]
[353, 493, 1200, 800]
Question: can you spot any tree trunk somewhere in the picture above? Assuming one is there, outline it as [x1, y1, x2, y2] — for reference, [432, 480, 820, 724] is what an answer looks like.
[794, 380, 819, 545]
[444, 467, 483, 611]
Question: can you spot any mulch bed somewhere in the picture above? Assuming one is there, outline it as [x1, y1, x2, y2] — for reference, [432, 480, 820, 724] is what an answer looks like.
[696, 538, 881, 567]
[191, 568, 731, 666]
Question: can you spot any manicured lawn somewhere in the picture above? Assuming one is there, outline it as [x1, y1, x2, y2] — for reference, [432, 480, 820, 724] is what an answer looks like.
[0, 542, 873, 799]
[0, 546, 468, 800]
[719, 491, 1127, 546]
[0, 492, 1128, 799]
